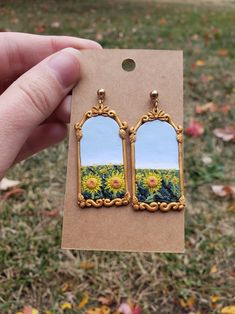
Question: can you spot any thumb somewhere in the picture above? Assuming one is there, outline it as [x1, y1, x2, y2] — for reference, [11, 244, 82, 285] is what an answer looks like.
[0, 48, 80, 177]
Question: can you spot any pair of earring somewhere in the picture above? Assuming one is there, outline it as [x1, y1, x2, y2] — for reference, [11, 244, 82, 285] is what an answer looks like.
[74, 89, 185, 212]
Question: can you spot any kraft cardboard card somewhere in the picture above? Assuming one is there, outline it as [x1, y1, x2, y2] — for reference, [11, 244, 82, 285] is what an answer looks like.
[62, 49, 184, 252]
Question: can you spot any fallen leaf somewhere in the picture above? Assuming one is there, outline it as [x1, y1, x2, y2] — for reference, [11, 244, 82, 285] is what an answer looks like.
[179, 298, 187, 308]
[196, 102, 217, 114]
[2, 187, 24, 200]
[51, 21, 61, 28]
[0, 177, 20, 190]
[211, 185, 235, 198]
[159, 18, 167, 25]
[132, 305, 142, 314]
[221, 306, 235, 314]
[45, 311, 53, 314]
[78, 293, 89, 309]
[210, 265, 218, 273]
[96, 33, 103, 41]
[220, 104, 232, 114]
[195, 59, 206, 66]
[101, 305, 111, 314]
[34, 25, 45, 33]
[213, 126, 235, 142]
[80, 261, 95, 269]
[187, 296, 196, 309]
[211, 295, 220, 303]
[217, 49, 229, 57]
[226, 202, 235, 212]
[60, 302, 72, 310]
[61, 282, 70, 292]
[86, 308, 102, 314]
[118, 302, 132, 314]
[42, 208, 59, 217]
[200, 74, 214, 83]
[98, 296, 114, 306]
[185, 120, 204, 137]
[202, 155, 212, 165]
[23, 307, 39, 314]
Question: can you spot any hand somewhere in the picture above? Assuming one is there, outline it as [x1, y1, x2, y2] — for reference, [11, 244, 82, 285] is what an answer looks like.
[0, 32, 101, 180]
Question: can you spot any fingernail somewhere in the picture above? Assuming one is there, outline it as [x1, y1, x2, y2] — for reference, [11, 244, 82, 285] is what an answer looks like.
[47, 48, 81, 88]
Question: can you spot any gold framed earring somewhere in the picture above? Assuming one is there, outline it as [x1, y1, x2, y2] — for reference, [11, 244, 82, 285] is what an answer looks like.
[130, 91, 185, 212]
[74, 89, 130, 208]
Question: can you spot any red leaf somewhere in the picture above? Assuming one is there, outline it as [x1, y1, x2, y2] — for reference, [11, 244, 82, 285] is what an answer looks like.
[132, 306, 142, 314]
[34, 25, 45, 33]
[220, 104, 232, 114]
[185, 119, 204, 137]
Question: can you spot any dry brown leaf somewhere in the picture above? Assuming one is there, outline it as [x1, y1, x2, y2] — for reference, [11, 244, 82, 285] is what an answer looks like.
[210, 265, 218, 273]
[42, 208, 60, 217]
[80, 261, 95, 269]
[78, 292, 89, 309]
[159, 18, 167, 25]
[211, 295, 220, 303]
[220, 104, 232, 114]
[196, 102, 217, 114]
[2, 187, 24, 200]
[195, 59, 206, 66]
[98, 296, 114, 306]
[211, 185, 235, 198]
[217, 49, 229, 57]
[213, 126, 235, 142]
[86, 308, 102, 314]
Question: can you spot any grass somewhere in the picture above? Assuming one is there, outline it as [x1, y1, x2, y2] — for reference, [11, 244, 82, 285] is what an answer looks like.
[0, 0, 235, 313]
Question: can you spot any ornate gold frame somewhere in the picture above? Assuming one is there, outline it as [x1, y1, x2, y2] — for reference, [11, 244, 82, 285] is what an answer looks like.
[74, 92, 130, 208]
[130, 99, 185, 213]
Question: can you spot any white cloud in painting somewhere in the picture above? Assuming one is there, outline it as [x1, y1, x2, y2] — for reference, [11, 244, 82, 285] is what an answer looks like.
[80, 116, 123, 166]
[135, 120, 179, 169]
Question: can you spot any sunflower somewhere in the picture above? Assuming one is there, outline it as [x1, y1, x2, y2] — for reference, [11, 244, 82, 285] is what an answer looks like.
[143, 172, 162, 193]
[171, 175, 179, 185]
[106, 171, 125, 196]
[82, 174, 102, 196]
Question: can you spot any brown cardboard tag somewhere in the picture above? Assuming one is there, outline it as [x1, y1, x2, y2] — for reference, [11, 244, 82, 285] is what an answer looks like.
[62, 49, 184, 252]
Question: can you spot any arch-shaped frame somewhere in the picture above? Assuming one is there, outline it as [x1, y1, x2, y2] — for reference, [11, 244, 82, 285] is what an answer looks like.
[74, 103, 130, 208]
[130, 107, 185, 212]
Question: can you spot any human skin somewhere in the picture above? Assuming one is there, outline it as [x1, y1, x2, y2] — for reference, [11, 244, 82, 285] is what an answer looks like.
[0, 32, 101, 180]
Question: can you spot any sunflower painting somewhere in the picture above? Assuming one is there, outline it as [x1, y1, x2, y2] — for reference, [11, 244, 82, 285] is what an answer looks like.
[77, 115, 129, 207]
[134, 120, 181, 204]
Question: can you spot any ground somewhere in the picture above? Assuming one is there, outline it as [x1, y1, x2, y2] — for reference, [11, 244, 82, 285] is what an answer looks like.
[0, 1, 235, 313]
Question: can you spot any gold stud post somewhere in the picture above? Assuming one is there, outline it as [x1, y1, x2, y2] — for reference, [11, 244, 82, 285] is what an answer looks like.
[97, 88, 105, 104]
[150, 90, 159, 109]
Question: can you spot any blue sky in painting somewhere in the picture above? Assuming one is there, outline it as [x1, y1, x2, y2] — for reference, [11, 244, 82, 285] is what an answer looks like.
[135, 120, 179, 169]
[80, 116, 123, 166]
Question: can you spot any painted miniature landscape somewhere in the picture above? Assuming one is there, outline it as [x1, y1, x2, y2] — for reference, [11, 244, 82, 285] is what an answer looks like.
[135, 168, 180, 203]
[81, 164, 126, 200]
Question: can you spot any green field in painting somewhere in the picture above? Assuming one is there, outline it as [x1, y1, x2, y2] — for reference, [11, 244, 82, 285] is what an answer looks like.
[81, 164, 125, 200]
[135, 169, 180, 203]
